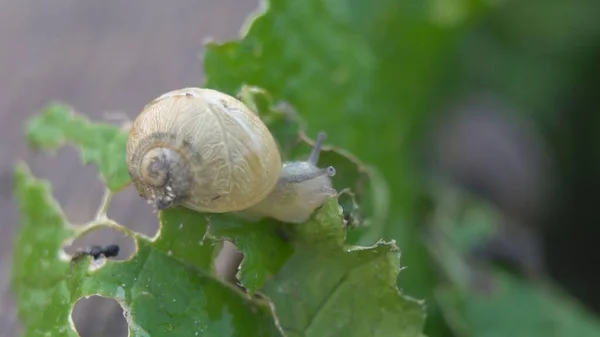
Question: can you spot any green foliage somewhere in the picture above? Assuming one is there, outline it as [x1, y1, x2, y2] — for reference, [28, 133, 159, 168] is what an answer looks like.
[258, 200, 424, 337]
[14, 89, 424, 335]
[13, 164, 282, 337]
[26, 103, 130, 191]
[203, 1, 490, 334]
[14, 0, 600, 336]
[426, 194, 600, 337]
[201, 0, 600, 335]
[437, 275, 600, 337]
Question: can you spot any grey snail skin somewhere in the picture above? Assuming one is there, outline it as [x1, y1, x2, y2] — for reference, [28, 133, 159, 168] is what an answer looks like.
[125, 87, 336, 224]
[242, 132, 337, 223]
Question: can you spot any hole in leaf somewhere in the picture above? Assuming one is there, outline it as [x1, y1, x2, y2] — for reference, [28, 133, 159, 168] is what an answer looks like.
[24, 147, 106, 224]
[63, 226, 136, 262]
[72, 296, 128, 337]
[214, 241, 243, 285]
[108, 185, 159, 238]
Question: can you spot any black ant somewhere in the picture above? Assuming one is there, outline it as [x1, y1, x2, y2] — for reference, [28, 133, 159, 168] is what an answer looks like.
[70, 244, 120, 264]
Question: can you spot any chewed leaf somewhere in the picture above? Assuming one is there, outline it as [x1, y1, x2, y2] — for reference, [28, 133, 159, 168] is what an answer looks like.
[208, 198, 425, 336]
[261, 199, 426, 337]
[208, 215, 293, 293]
[18, 85, 420, 336]
[85, 238, 283, 337]
[12, 163, 79, 337]
[25, 103, 130, 191]
[157, 208, 221, 271]
[205, 88, 394, 297]
[12, 164, 284, 337]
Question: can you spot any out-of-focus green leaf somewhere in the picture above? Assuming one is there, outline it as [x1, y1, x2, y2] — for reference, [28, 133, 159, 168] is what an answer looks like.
[426, 190, 600, 337]
[12, 164, 284, 337]
[25, 103, 130, 191]
[442, 0, 600, 125]
[436, 273, 600, 337]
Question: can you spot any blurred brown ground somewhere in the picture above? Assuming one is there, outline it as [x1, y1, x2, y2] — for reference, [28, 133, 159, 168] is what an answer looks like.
[0, 1, 256, 336]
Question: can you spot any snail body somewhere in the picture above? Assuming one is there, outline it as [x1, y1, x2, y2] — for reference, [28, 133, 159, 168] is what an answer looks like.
[243, 133, 337, 223]
[126, 87, 336, 223]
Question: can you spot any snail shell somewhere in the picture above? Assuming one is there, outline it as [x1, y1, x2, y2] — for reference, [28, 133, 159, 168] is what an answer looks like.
[126, 87, 282, 213]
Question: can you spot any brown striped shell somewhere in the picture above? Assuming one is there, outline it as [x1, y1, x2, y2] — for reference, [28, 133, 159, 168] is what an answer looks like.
[126, 87, 282, 213]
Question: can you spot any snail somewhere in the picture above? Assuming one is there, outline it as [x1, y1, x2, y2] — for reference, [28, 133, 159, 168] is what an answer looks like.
[126, 87, 337, 224]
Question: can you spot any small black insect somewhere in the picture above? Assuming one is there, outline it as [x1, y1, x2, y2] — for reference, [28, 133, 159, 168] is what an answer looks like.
[71, 244, 120, 263]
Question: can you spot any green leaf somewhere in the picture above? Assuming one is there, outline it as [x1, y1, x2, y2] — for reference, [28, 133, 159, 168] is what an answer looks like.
[209, 198, 425, 337]
[157, 208, 220, 271]
[235, 85, 387, 232]
[260, 199, 426, 337]
[19, 82, 416, 336]
[443, 0, 600, 126]
[202, 2, 489, 335]
[25, 103, 130, 191]
[207, 87, 425, 334]
[12, 163, 284, 337]
[436, 273, 600, 337]
[12, 164, 77, 337]
[208, 215, 294, 293]
[426, 191, 600, 337]
[16, 1, 438, 332]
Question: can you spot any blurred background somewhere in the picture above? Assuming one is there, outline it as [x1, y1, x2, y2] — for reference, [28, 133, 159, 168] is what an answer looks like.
[3, 0, 600, 336]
